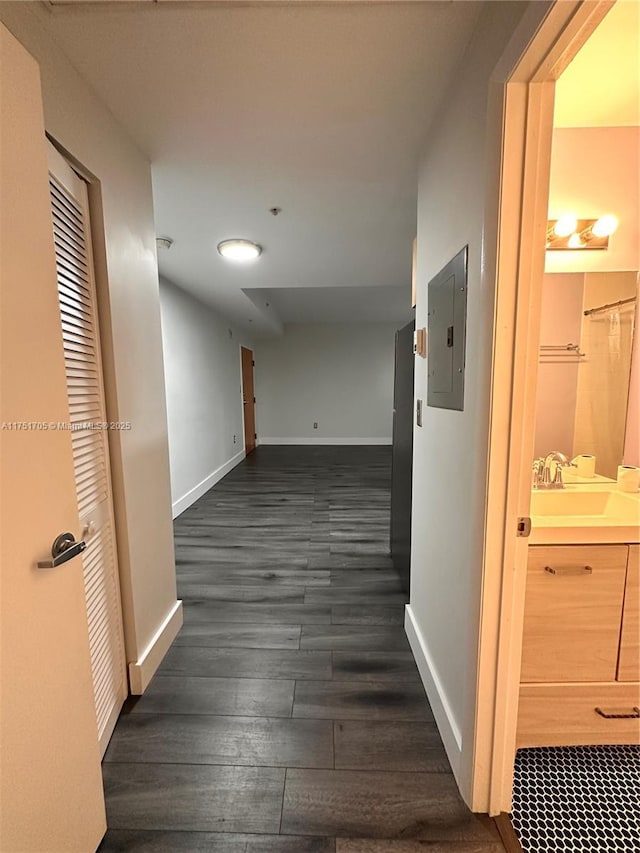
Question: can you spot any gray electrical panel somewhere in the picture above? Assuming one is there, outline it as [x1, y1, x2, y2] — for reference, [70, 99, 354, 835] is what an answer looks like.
[427, 246, 468, 411]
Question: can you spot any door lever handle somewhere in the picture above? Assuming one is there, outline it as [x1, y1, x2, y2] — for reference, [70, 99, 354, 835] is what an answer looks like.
[37, 532, 86, 568]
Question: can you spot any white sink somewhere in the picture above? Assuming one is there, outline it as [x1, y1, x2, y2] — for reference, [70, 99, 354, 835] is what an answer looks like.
[530, 486, 640, 544]
[531, 489, 637, 518]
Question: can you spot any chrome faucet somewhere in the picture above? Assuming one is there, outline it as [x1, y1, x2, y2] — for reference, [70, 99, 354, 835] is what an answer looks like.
[532, 451, 573, 489]
[532, 457, 545, 488]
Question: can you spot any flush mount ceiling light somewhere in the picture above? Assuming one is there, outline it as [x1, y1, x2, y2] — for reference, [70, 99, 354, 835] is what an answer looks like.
[546, 214, 619, 250]
[217, 239, 262, 261]
[156, 236, 173, 250]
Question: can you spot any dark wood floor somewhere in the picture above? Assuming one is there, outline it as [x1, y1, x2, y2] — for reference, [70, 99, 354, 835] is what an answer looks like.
[99, 446, 509, 852]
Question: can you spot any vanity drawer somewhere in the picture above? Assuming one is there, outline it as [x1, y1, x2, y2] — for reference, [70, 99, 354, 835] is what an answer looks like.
[521, 545, 628, 683]
[517, 682, 640, 748]
[618, 545, 640, 682]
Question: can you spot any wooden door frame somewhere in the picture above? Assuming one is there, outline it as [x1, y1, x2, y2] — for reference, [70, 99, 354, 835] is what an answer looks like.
[46, 134, 139, 685]
[472, 0, 615, 815]
[48, 142, 129, 752]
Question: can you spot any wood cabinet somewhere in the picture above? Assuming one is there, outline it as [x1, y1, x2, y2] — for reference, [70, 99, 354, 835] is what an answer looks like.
[618, 545, 640, 682]
[518, 682, 640, 748]
[517, 543, 640, 748]
[520, 545, 628, 683]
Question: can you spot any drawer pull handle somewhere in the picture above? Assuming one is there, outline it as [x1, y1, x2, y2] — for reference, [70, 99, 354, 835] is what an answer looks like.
[545, 565, 593, 576]
[594, 706, 640, 720]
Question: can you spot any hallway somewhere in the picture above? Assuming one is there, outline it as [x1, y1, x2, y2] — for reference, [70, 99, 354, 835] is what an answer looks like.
[99, 447, 506, 851]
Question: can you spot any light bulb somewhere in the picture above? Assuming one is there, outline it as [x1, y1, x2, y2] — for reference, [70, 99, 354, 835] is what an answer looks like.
[592, 215, 618, 238]
[217, 239, 262, 261]
[568, 233, 584, 249]
[553, 214, 578, 238]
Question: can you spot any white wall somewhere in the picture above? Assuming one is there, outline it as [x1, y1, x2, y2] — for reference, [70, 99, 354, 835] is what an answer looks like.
[0, 2, 180, 692]
[545, 124, 640, 469]
[254, 323, 397, 444]
[546, 126, 640, 274]
[407, 0, 530, 807]
[534, 273, 584, 458]
[159, 277, 251, 516]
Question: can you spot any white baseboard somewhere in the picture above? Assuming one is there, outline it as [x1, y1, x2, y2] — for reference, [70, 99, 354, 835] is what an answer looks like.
[128, 600, 183, 695]
[405, 604, 463, 779]
[172, 449, 245, 518]
[258, 437, 392, 446]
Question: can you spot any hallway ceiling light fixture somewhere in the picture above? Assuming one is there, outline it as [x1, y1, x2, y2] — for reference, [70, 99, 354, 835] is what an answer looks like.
[156, 236, 173, 250]
[217, 239, 262, 262]
[546, 215, 619, 250]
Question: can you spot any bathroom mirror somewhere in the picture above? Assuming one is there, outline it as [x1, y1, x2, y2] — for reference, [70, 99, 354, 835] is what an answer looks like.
[533, 270, 638, 480]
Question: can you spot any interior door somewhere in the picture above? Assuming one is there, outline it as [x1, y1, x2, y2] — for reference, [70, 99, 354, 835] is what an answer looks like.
[390, 319, 415, 594]
[241, 346, 256, 454]
[48, 142, 128, 755]
[0, 23, 106, 851]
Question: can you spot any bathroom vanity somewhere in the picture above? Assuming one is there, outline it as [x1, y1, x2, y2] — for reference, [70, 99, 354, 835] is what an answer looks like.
[516, 487, 640, 748]
[521, 266, 639, 748]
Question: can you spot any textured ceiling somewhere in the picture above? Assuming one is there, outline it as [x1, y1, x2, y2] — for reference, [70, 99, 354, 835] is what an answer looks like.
[34, 0, 482, 331]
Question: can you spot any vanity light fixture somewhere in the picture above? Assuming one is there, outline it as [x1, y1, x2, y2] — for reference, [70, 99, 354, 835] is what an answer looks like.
[546, 214, 619, 250]
[590, 214, 619, 238]
[217, 239, 262, 261]
[549, 213, 578, 239]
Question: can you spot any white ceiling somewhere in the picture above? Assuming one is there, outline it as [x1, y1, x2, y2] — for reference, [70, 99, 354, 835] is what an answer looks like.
[35, 0, 482, 333]
[555, 0, 639, 129]
[247, 284, 413, 325]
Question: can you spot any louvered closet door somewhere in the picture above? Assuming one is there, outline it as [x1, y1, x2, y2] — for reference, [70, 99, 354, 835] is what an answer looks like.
[47, 143, 127, 756]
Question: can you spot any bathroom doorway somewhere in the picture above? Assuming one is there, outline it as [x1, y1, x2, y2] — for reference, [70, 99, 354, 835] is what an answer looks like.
[507, 6, 639, 850]
[473, 0, 639, 825]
